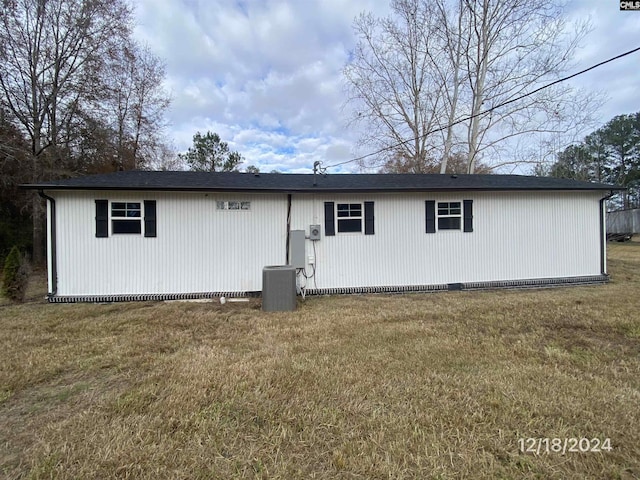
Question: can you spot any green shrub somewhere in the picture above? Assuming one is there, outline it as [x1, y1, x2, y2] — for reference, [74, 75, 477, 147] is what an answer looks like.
[1, 245, 30, 303]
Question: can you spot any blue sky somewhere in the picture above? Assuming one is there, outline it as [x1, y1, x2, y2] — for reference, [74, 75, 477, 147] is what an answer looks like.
[133, 0, 640, 173]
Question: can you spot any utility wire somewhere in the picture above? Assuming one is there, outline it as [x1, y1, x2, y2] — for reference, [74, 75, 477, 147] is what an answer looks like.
[324, 45, 640, 170]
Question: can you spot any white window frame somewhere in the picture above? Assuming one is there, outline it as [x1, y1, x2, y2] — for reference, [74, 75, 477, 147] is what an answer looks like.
[437, 201, 462, 231]
[336, 202, 363, 234]
[111, 201, 142, 234]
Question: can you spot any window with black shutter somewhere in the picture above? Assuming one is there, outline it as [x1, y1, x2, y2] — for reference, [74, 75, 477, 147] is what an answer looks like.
[426, 199, 474, 233]
[425, 201, 436, 233]
[364, 201, 374, 235]
[325, 201, 375, 235]
[95, 200, 108, 237]
[324, 202, 335, 236]
[463, 199, 473, 232]
[144, 200, 157, 237]
[96, 200, 157, 237]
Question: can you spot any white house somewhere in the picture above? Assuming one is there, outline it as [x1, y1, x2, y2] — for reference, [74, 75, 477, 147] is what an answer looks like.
[24, 171, 622, 302]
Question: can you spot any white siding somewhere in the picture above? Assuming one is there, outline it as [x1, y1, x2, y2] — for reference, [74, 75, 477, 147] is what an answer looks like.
[51, 191, 287, 295]
[47, 189, 604, 297]
[289, 191, 603, 289]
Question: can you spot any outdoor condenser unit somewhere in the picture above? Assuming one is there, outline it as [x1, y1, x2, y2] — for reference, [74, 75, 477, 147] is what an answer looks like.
[262, 265, 297, 312]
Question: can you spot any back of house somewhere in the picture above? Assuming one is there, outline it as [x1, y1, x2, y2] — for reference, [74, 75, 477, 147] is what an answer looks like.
[23, 172, 622, 302]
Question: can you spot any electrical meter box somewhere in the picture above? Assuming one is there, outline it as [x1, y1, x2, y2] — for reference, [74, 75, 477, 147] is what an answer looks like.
[309, 224, 321, 241]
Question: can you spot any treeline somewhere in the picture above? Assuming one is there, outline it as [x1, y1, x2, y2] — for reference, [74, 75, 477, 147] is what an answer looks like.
[540, 112, 640, 209]
[0, 0, 171, 263]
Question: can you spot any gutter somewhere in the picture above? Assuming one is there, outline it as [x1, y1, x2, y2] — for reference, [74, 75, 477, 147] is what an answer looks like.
[38, 191, 57, 298]
[600, 190, 616, 275]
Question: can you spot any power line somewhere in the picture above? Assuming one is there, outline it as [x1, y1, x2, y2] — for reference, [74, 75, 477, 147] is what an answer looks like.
[324, 45, 640, 170]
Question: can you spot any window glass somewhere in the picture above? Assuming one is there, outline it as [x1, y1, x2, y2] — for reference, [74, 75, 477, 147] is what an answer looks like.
[112, 220, 142, 234]
[112, 202, 140, 218]
[337, 203, 361, 217]
[438, 217, 461, 230]
[438, 202, 461, 216]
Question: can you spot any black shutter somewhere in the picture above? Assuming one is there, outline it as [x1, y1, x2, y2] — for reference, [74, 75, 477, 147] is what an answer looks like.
[425, 200, 436, 233]
[95, 200, 108, 238]
[324, 202, 335, 236]
[144, 200, 157, 237]
[463, 199, 473, 232]
[364, 201, 374, 235]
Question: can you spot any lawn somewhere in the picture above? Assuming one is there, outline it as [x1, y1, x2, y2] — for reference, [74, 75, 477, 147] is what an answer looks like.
[1, 244, 639, 479]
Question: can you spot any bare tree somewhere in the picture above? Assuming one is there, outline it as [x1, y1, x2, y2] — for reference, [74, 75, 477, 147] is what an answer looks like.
[344, 0, 449, 172]
[102, 42, 171, 170]
[460, 0, 595, 173]
[344, 0, 600, 174]
[431, 0, 466, 173]
[0, 0, 132, 262]
[381, 150, 491, 173]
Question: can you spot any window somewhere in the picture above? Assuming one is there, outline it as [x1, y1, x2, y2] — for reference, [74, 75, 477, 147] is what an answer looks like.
[217, 200, 251, 210]
[437, 201, 461, 230]
[324, 201, 374, 236]
[95, 200, 156, 237]
[426, 199, 473, 233]
[337, 203, 362, 233]
[112, 202, 141, 234]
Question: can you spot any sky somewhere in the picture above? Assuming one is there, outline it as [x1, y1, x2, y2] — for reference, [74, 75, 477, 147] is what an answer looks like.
[133, 0, 640, 174]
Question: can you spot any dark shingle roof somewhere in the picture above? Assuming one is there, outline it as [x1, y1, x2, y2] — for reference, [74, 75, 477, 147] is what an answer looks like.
[22, 171, 623, 193]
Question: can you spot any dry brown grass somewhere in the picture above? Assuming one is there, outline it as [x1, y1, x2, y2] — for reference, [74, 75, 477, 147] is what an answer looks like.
[1, 244, 639, 479]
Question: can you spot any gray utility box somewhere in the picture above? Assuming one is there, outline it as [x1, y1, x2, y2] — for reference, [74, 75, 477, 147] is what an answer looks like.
[262, 265, 297, 312]
[290, 230, 306, 268]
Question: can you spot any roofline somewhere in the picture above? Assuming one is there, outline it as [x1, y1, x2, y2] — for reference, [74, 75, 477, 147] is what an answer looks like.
[21, 184, 626, 193]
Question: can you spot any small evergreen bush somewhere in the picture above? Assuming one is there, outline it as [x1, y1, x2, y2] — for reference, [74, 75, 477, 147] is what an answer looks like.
[1, 246, 30, 303]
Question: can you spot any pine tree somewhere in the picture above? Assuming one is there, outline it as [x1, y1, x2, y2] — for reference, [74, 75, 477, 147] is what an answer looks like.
[2, 246, 30, 303]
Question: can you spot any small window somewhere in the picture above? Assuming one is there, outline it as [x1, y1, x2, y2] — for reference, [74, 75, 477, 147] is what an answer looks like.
[217, 200, 251, 210]
[112, 202, 141, 234]
[437, 202, 461, 230]
[337, 203, 362, 233]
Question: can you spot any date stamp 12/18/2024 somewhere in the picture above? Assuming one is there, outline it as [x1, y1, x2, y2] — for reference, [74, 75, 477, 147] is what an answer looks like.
[518, 438, 612, 455]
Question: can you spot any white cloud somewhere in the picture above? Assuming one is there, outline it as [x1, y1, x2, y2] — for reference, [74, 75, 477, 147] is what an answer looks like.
[135, 0, 640, 173]
[565, 2, 640, 123]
